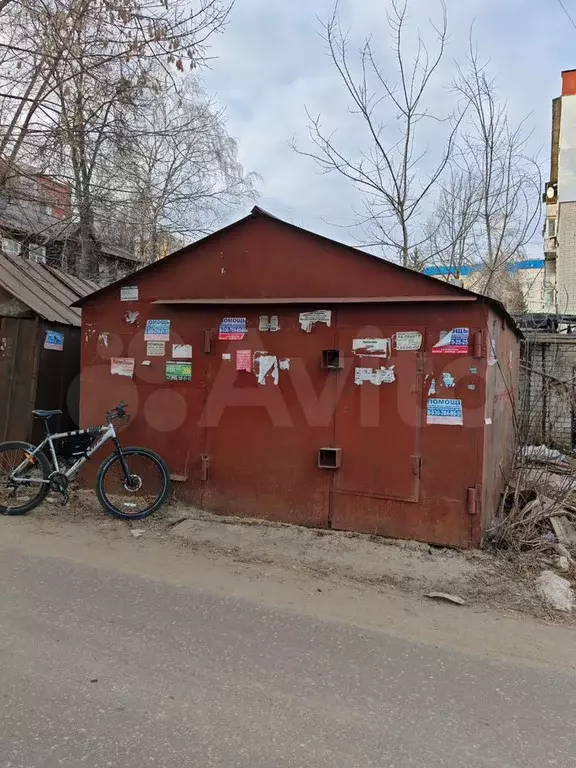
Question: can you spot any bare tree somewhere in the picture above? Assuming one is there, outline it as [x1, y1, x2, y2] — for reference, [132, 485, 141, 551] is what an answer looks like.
[0, 0, 241, 277]
[294, 0, 462, 267]
[108, 79, 258, 263]
[450, 46, 541, 294]
[423, 165, 480, 277]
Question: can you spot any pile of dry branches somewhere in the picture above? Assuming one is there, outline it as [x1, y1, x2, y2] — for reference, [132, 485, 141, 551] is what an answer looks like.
[489, 453, 576, 559]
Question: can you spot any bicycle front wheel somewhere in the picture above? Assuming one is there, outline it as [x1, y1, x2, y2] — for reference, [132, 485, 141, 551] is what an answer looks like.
[95, 447, 171, 520]
[0, 441, 50, 515]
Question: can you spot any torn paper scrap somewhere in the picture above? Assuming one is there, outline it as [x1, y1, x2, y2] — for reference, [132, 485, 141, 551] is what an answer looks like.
[432, 327, 469, 355]
[488, 336, 497, 366]
[426, 398, 463, 425]
[236, 349, 252, 372]
[354, 366, 396, 385]
[279, 358, 290, 370]
[259, 315, 269, 331]
[172, 343, 192, 359]
[98, 332, 109, 348]
[428, 378, 437, 396]
[110, 357, 134, 378]
[352, 338, 391, 358]
[299, 309, 331, 333]
[269, 315, 280, 332]
[256, 354, 279, 385]
[394, 331, 422, 351]
[442, 372, 456, 388]
[124, 310, 139, 325]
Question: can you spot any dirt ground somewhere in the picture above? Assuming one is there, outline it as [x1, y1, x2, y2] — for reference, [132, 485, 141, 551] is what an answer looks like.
[10, 491, 576, 620]
[2, 490, 576, 673]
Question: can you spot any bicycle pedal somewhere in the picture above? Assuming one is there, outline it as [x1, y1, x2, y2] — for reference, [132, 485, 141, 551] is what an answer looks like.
[60, 492, 70, 506]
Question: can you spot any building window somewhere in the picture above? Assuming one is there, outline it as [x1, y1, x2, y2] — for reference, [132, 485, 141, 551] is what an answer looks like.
[1, 237, 21, 256]
[28, 243, 46, 264]
[547, 217, 557, 238]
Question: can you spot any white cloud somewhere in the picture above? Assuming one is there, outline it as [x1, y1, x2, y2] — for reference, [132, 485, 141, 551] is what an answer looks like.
[203, 0, 570, 247]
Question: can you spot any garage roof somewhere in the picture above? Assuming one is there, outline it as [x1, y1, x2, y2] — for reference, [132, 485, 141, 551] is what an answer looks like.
[0, 250, 98, 326]
[74, 206, 523, 338]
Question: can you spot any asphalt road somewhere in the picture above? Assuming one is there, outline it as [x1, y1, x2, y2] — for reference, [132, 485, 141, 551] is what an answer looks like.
[1, 546, 575, 768]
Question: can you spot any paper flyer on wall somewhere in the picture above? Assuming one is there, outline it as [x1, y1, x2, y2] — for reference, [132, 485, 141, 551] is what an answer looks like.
[110, 357, 135, 378]
[44, 330, 64, 351]
[426, 398, 463, 425]
[432, 328, 469, 355]
[393, 331, 422, 351]
[236, 350, 252, 372]
[165, 361, 192, 381]
[352, 338, 391, 358]
[146, 341, 165, 356]
[218, 317, 246, 340]
[144, 319, 170, 341]
[120, 286, 138, 301]
[354, 366, 396, 385]
[172, 344, 192, 359]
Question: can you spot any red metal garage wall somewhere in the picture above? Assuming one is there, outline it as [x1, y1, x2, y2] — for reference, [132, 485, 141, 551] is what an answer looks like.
[80, 298, 488, 546]
[79, 210, 517, 546]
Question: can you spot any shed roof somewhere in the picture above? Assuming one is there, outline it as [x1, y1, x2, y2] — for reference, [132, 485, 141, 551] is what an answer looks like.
[75, 206, 522, 337]
[0, 250, 98, 326]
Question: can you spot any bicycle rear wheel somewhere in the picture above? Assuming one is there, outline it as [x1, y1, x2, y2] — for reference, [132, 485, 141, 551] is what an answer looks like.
[95, 447, 171, 520]
[0, 441, 50, 515]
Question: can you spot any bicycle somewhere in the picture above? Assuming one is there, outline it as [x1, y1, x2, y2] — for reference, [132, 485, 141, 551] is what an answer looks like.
[0, 402, 171, 520]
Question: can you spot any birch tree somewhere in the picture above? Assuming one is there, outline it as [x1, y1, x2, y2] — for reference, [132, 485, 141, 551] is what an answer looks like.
[109, 79, 258, 263]
[0, 0, 253, 277]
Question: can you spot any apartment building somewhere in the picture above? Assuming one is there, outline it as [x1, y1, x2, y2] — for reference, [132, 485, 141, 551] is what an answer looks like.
[544, 70, 576, 314]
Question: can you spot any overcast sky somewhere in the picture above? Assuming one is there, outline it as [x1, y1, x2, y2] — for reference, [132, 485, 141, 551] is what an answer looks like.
[203, 0, 575, 250]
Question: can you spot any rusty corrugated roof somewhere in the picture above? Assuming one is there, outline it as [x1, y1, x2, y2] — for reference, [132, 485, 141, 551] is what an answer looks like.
[0, 251, 98, 326]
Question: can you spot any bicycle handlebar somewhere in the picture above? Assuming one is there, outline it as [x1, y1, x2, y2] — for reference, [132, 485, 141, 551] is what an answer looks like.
[106, 401, 129, 422]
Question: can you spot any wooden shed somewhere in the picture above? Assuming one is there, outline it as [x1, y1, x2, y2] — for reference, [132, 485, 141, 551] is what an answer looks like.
[76, 207, 521, 547]
[0, 251, 97, 443]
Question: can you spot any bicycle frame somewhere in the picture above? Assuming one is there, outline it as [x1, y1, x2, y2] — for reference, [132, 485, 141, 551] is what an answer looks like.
[10, 423, 118, 486]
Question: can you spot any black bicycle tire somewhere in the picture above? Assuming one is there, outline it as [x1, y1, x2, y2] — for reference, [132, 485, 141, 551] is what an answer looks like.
[95, 446, 171, 520]
[0, 441, 51, 515]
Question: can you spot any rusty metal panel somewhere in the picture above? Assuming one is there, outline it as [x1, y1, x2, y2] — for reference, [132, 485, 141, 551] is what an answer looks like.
[329, 304, 484, 547]
[79, 304, 212, 503]
[201, 306, 334, 527]
[83, 213, 484, 307]
[331, 316, 424, 507]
